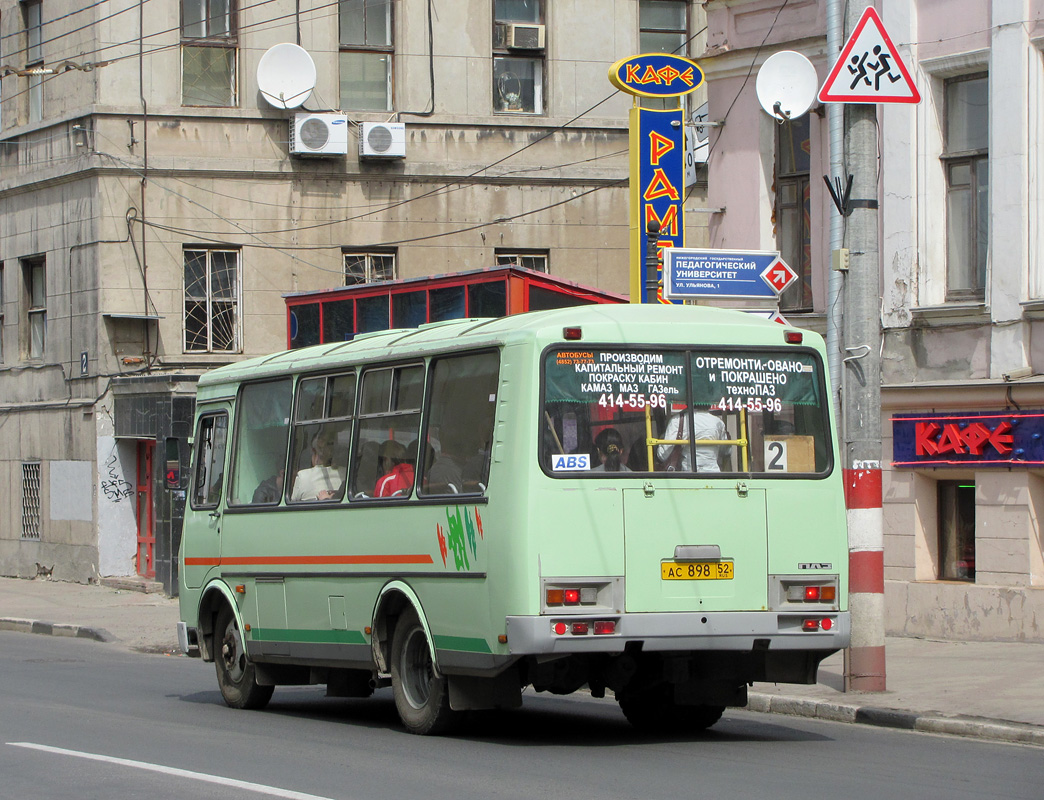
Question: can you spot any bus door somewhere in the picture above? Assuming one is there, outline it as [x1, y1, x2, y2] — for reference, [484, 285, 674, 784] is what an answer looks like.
[183, 406, 230, 590]
[622, 486, 768, 613]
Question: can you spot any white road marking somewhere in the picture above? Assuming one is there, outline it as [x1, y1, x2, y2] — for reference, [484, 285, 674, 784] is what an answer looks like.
[7, 742, 337, 800]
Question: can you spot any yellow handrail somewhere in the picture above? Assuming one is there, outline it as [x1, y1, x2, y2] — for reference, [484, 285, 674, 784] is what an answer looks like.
[643, 405, 750, 471]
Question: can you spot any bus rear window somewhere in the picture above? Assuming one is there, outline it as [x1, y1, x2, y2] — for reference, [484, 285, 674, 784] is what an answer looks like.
[541, 347, 831, 476]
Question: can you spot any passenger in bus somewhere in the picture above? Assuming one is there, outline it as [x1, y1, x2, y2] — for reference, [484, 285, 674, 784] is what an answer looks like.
[591, 428, 631, 472]
[427, 427, 468, 493]
[657, 407, 728, 472]
[290, 429, 344, 501]
[374, 440, 414, 497]
[252, 467, 285, 504]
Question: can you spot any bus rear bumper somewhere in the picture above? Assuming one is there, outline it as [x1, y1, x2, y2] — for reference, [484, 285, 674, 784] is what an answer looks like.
[506, 610, 850, 655]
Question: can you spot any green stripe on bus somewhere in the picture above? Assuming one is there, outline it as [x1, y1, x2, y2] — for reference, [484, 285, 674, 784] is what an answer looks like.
[250, 628, 367, 645]
[433, 634, 492, 653]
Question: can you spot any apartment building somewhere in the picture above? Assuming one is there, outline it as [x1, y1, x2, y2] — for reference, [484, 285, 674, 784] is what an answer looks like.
[0, 1, 709, 593]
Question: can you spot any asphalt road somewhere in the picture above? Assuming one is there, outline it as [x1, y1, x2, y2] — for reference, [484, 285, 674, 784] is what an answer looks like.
[2, 631, 1041, 800]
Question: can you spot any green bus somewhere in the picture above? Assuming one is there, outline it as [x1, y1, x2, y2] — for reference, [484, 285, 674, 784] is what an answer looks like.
[177, 304, 849, 735]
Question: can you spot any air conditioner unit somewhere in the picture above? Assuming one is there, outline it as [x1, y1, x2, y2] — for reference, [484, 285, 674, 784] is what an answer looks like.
[359, 121, 406, 158]
[290, 113, 349, 156]
[497, 22, 545, 50]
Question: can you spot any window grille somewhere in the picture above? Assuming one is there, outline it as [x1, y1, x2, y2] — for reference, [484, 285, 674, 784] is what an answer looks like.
[184, 248, 241, 352]
[344, 251, 396, 285]
[22, 462, 42, 540]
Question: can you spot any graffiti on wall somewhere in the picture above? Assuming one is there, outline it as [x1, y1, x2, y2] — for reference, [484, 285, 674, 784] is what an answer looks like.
[100, 447, 134, 502]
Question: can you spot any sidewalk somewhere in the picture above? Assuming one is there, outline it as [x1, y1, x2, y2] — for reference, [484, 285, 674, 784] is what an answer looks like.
[1, 576, 1042, 746]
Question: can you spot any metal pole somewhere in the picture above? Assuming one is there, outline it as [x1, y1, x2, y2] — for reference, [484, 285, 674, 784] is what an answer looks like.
[644, 220, 661, 305]
[842, 0, 885, 692]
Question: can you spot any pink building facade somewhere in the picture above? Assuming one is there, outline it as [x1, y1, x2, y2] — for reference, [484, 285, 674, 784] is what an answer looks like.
[699, 0, 1044, 642]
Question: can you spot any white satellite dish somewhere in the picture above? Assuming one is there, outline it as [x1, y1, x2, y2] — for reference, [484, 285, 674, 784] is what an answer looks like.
[755, 51, 818, 122]
[257, 43, 316, 109]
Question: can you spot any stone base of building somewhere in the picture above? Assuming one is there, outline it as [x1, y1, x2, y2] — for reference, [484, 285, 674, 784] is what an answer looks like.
[886, 579, 1044, 643]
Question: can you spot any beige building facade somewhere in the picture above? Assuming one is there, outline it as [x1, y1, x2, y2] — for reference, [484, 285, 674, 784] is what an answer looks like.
[0, 1, 709, 593]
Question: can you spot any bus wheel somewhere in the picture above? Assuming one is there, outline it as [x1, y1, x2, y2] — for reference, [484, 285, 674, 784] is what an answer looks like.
[390, 610, 456, 735]
[215, 604, 274, 710]
[619, 689, 724, 733]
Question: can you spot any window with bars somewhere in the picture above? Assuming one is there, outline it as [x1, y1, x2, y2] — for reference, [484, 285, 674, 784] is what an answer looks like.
[22, 462, 41, 540]
[943, 74, 988, 301]
[344, 251, 396, 285]
[495, 250, 548, 273]
[339, 0, 393, 111]
[24, 0, 43, 122]
[22, 257, 45, 360]
[776, 115, 812, 312]
[181, 0, 237, 107]
[184, 248, 240, 352]
[492, 0, 545, 114]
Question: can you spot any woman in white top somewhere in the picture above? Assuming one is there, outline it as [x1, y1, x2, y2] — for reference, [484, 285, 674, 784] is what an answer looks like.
[290, 429, 345, 501]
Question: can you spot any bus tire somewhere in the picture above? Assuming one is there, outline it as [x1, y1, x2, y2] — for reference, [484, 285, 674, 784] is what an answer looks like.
[619, 688, 724, 733]
[390, 610, 456, 735]
[215, 604, 274, 711]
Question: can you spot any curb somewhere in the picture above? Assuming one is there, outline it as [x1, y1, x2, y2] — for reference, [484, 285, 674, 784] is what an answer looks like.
[0, 617, 114, 643]
[747, 692, 1044, 747]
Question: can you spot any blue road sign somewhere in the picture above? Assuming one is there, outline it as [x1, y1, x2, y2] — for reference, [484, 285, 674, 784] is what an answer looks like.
[662, 248, 797, 300]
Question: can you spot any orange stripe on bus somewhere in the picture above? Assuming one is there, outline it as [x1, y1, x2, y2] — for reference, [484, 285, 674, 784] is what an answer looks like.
[183, 554, 434, 566]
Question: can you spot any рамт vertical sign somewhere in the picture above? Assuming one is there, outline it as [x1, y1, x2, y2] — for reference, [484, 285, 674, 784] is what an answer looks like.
[608, 53, 704, 304]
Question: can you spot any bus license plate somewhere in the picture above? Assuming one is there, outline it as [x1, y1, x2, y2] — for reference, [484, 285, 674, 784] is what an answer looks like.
[661, 561, 734, 580]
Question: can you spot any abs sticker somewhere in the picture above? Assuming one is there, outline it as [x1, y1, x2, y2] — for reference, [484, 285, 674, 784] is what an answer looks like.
[552, 454, 590, 471]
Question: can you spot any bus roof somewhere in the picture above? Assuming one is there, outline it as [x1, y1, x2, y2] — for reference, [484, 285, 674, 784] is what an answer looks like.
[197, 304, 820, 391]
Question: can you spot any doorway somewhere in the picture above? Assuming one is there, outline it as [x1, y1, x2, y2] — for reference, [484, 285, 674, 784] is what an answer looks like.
[136, 440, 155, 578]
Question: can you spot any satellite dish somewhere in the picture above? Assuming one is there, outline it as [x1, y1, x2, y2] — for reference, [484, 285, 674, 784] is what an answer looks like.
[257, 43, 316, 109]
[755, 51, 818, 122]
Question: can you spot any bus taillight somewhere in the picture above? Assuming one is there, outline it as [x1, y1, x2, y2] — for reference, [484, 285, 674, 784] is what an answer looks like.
[593, 620, 616, 635]
[564, 589, 580, 605]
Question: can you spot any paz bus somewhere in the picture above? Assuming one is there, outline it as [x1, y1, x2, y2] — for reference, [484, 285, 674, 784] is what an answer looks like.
[177, 303, 849, 735]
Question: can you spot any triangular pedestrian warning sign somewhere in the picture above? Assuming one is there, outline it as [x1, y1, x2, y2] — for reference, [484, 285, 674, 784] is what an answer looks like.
[819, 7, 920, 104]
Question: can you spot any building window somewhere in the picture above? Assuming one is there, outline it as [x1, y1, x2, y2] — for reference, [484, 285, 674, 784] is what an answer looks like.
[492, 0, 544, 114]
[22, 257, 45, 360]
[938, 480, 975, 581]
[639, 0, 688, 111]
[943, 74, 988, 301]
[181, 0, 237, 107]
[495, 250, 548, 273]
[22, 462, 41, 540]
[184, 248, 240, 352]
[344, 250, 395, 285]
[24, 0, 43, 122]
[339, 0, 392, 111]
[639, 0, 687, 54]
[776, 115, 812, 312]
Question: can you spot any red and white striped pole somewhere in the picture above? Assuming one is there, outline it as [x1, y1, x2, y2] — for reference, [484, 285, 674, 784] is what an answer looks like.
[845, 465, 885, 691]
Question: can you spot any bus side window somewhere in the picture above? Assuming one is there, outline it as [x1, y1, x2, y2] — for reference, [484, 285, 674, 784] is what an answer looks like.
[191, 413, 228, 508]
[351, 365, 423, 500]
[287, 373, 355, 503]
[229, 379, 293, 506]
[421, 351, 500, 496]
